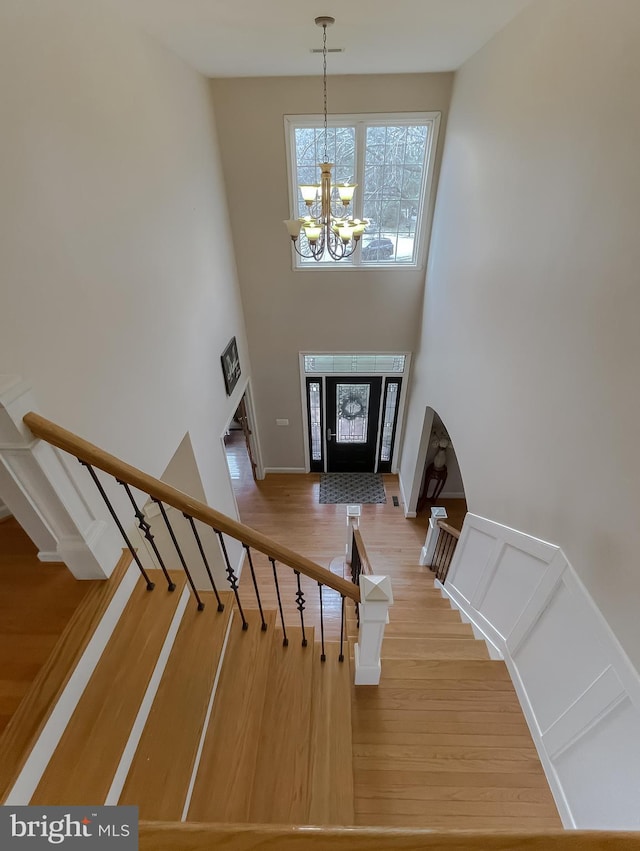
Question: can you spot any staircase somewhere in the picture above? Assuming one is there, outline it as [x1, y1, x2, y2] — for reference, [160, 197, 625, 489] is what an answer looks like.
[347, 560, 561, 830]
[14, 568, 354, 824]
[3, 552, 559, 830]
[0, 411, 564, 838]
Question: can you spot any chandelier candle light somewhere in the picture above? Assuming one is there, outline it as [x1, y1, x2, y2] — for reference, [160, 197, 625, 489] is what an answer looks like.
[284, 16, 366, 261]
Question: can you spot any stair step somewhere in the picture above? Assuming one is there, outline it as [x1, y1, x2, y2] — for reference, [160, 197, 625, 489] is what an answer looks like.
[384, 620, 475, 638]
[378, 659, 511, 682]
[308, 643, 354, 825]
[382, 637, 489, 661]
[30, 574, 187, 805]
[119, 590, 234, 820]
[249, 627, 315, 823]
[187, 609, 276, 823]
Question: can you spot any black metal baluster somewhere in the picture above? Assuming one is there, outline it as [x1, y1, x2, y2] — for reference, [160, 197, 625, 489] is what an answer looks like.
[243, 545, 267, 630]
[270, 557, 288, 646]
[185, 514, 224, 612]
[117, 481, 175, 591]
[439, 535, 450, 581]
[351, 531, 362, 628]
[435, 530, 446, 571]
[443, 534, 456, 582]
[79, 461, 154, 590]
[318, 582, 326, 662]
[294, 571, 307, 647]
[153, 498, 204, 610]
[216, 531, 248, 630]
[339, 595, 346, 663]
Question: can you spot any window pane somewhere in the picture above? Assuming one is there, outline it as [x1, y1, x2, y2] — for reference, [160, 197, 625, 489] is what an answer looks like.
[362, 122, 430, 265]
[293, 125, 355, 265]
[337, 383, 370, 444]
[380, 381, 399, 461]
[308, 381, 322, 461]
[304, 354, 406, 374]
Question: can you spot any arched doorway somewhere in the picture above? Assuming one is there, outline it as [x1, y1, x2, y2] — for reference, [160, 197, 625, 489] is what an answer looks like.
[416, 410, 466, 530]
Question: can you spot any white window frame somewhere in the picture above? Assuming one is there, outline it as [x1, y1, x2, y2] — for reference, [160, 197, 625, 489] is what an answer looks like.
[285, 112, 441, 272]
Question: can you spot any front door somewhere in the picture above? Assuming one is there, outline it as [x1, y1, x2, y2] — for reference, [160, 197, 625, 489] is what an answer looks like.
[325, 377, 382, 472]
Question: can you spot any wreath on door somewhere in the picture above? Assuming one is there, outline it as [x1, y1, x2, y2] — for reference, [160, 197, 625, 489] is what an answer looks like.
[339, 393, 367, 420]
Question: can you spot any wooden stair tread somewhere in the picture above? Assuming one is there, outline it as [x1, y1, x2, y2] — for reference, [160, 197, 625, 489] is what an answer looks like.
[382, 638, 489, 661]
[119, 590, 234, 819]
[0, 550, 132, 803]
[187, 609, 276, 823]
[385, 621, 475, 638]
[30, 574, 187, 805]
[377, 659, 511, 681]
[308, 643, 354, 825]
[249, 627, 315, 824]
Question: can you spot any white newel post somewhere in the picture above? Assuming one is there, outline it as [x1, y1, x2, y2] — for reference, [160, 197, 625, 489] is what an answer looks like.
[345, 503, 361, 564]
[354, 573, 393, 685]
[419, 506, 448, 566]
[0, 376, 121, 578]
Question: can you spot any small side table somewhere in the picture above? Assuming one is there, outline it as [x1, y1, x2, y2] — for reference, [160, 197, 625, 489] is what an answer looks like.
[423, 463, 448, 501]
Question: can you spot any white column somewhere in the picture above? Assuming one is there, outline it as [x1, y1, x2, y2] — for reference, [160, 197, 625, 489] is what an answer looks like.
[345, 503, 361, 564]
[0, 376, 120, 578]
[354, 573, 393, 685]
[419, 506, 448, 566]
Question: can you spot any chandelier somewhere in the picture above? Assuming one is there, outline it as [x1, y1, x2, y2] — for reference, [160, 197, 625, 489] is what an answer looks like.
[284, 16, 366, 261]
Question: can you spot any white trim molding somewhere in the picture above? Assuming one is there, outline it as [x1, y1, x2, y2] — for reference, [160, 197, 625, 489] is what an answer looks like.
[262, 467, 307, 474]
[442, 512, 640, 829]
[0, 376, 120, 578]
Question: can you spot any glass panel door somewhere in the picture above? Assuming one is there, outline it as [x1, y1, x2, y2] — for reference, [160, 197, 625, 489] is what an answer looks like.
[325, 377, 382, 472]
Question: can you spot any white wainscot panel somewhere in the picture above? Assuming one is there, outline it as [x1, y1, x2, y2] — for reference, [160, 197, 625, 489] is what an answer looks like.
[512, 579, 612, 732]
[479, 544, 549, 639]
[448, 525, 495, 603]
[554, 697, 640, 828]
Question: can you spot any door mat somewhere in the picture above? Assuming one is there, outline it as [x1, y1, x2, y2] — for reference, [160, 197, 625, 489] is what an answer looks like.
[319, 473, 387, 505]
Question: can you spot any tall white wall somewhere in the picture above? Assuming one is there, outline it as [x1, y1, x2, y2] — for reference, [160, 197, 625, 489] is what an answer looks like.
[211, 74, 453, 470]
[401, 0, 640, 669]
[0, 0, 248, 528]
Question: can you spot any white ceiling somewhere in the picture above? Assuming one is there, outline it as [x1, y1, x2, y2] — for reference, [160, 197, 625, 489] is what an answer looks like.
[105, 0, 533, 77]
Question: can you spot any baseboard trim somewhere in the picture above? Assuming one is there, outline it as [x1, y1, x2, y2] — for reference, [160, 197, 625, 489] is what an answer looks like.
[263, 467, 307, 474]
[435, 579, 504, 660]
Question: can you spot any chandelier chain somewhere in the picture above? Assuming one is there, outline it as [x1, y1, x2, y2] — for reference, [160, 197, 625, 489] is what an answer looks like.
[322, 23, 328, 163]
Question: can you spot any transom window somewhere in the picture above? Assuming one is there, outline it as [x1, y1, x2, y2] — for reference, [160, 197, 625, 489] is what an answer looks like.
[286, 112, 440, 270]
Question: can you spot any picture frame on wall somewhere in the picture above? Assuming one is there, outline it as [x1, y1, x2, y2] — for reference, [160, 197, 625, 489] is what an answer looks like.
[221, 336, 241, 396]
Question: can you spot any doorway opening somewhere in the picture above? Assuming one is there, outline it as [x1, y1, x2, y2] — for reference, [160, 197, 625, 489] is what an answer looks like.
[224, 391, 260, 507]
[415, 409, 467, 530]
[301, 353, 410, 473]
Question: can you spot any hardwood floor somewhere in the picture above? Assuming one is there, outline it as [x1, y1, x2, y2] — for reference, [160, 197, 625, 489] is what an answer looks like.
[225, 438, 561, 831]
[0, 517, 96, 737]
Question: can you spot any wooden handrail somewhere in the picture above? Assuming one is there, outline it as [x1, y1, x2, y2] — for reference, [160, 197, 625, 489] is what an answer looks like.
[437, 519, 461, 539]
[353, 527, 373, 576]
[23, 412, 359, 603]
[139, 823, 640, 850]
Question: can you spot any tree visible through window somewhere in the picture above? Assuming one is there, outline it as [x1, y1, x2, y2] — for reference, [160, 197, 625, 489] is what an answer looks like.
[286, 113, 440, 268]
